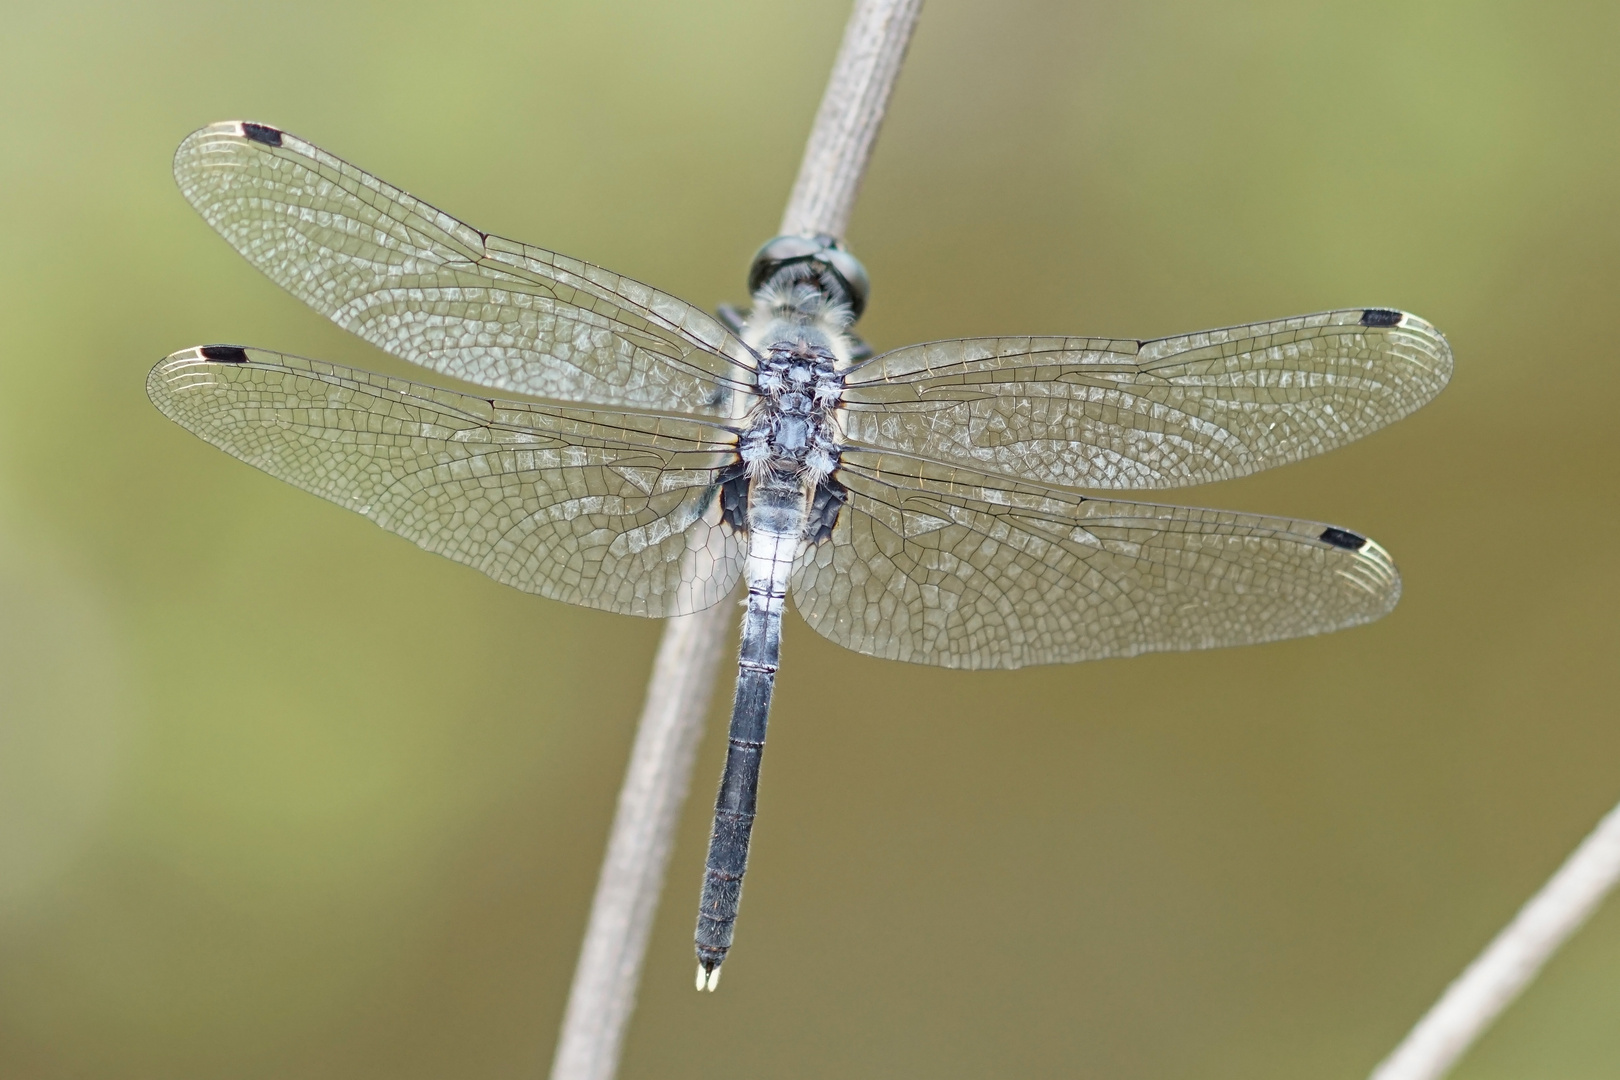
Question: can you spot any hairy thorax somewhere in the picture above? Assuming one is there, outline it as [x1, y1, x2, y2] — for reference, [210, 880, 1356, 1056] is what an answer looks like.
[727, 282, 857, 544]
[739, 340, 843, 482]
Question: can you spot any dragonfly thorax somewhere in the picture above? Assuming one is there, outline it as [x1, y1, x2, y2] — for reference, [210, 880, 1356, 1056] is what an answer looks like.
[722, 247, 864, 544]
[739, 339, 844, 486]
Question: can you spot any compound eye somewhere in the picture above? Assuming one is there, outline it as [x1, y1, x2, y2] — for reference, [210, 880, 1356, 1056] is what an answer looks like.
[747, 236, 824, 294]
[823, 247, 870, 318]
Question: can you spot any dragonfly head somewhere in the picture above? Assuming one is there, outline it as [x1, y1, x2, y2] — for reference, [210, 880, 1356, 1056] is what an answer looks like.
[747, 234, 870, 321]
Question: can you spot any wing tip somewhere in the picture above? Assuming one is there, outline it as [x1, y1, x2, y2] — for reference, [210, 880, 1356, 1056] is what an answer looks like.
[1324, 528, 1403, 620]
[174, 120, 287, 197]
[174, 120, 288, 172]
[146, 344, 254, 406]
[1355, 307, 1455, 393]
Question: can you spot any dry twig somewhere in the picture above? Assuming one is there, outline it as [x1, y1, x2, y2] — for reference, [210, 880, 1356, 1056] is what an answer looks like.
[1370, 798, 1620, 1080]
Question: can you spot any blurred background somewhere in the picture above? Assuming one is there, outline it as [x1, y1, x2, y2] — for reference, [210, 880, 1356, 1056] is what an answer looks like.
[1, 1, 1616, 1077]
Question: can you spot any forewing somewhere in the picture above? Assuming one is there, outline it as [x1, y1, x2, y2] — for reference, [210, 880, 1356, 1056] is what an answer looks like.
[172, 121, 756, 415]
[840, 309, 1451, 489]
[791, 452, 1400, 669]
[148, 346, 744, 616]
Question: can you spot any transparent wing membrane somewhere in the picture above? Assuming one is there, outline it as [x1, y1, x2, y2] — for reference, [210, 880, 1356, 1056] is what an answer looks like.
[157, 121, 1447, 666]
[172, 121, 756, 415]
[148, 346, 744, 616]
[841, 309, 1451, 490]
[791, 451, 1399, 669]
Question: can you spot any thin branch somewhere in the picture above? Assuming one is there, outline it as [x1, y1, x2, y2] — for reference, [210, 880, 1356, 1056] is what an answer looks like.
[547, 607, 731, 1080]
[548, 4, 921, 1079]
[1369, 797, 1620, 1080]
[780, 0, 924, 238]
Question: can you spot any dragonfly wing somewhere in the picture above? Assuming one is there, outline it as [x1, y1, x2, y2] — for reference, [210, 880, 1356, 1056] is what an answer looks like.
[148, 346, 745, 617]
[791, 451, 1400, 669]
[173, 121, 756, 416]
[840, 309, 1451, 489]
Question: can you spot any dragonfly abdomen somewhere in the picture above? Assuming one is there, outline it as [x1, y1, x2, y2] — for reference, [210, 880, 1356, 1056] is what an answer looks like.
[695, 475, 805, 990]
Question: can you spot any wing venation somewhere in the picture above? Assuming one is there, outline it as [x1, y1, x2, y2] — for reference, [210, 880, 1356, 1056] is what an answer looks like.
[173, 121, 756, 416]
[840, 309, 1451, 489]
[791, 451, 1400, 669]
[148, 345, 744, 616]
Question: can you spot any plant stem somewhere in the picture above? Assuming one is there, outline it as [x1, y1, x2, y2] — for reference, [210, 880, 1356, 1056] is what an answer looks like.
[548, 3, 921, 1078]
[779, 0, 924, 239]
[1369, 797, 1620, 1080]
[548, 608, 731, 1080]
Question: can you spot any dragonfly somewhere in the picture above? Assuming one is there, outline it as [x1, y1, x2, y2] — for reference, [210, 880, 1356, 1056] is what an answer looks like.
[148, 120, 1452, 992]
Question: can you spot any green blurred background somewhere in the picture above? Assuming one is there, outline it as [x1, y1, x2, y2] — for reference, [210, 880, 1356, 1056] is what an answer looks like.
[1, 1, 1616, 1077]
